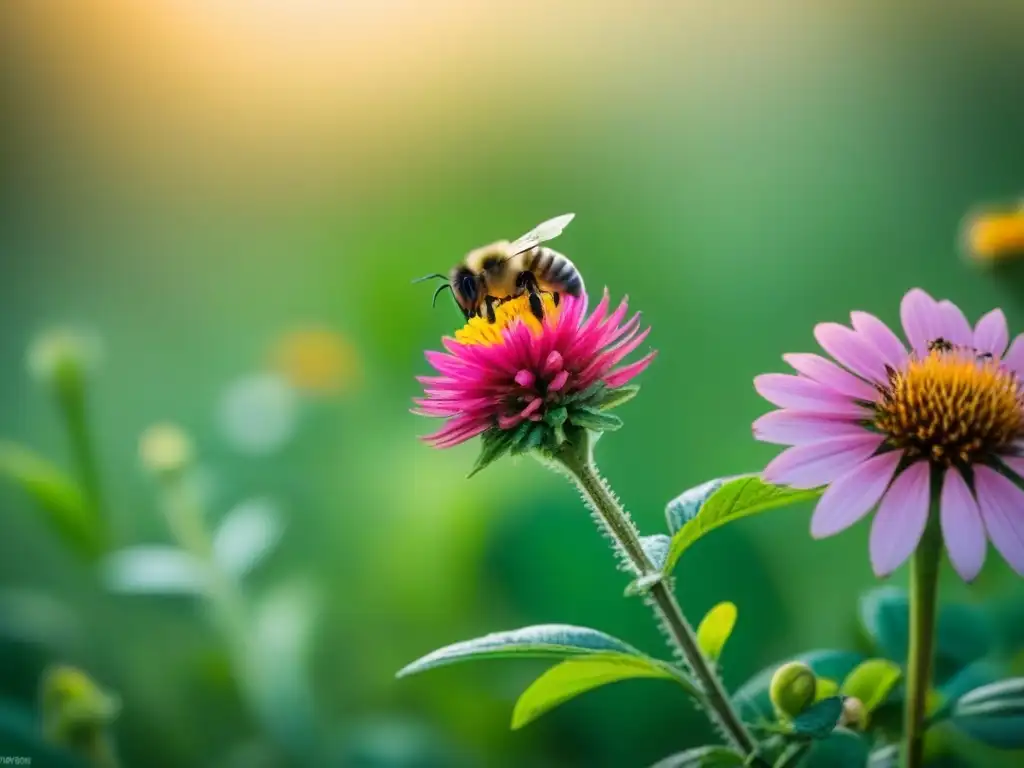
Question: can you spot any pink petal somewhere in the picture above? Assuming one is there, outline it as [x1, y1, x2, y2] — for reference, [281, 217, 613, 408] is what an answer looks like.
[974, 308, 1010, 357]
[973, 466, 1024, 576]
[1000, 455, 1024, 479]
[900, 288, 943, 356]
[936, 300, 973, 347]
[754, 373, 872, 416]
[783, 353, 879, 401]
[814, 323, 889, 384]
[762, 433, 885, 489]
[603, 351, 656, 388]
[810, 451, 901, 538]
[940, 468, 988, 582]
[850, 311, 908, 371]
[752, 410, 869, 446]
[869, 461, 932, 577]
[549, 370, 569, 391]
[1004, 333, 1024, 377]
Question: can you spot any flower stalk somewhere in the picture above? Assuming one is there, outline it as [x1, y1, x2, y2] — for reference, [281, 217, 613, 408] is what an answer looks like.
[550, 429, 761, 761]
[902, 510, 943, 768]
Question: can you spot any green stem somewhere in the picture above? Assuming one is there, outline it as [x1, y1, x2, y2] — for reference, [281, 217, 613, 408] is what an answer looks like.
[902, 515, 942, 768]
[56, 380, 105, 534]
[551, 433, 761, 761]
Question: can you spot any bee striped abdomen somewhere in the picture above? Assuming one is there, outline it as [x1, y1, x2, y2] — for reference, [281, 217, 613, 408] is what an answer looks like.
[524, 247, 584, 296]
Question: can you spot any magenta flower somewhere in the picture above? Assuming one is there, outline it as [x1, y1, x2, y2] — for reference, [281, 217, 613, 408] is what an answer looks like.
[753, 288, 1024, 580]
[414, 291, 655, 473]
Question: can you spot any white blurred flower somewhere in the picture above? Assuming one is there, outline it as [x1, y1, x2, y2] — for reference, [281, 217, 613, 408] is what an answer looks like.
[213, 498, 284, 579]
[218, 374, 298, 456]
[102, 546, 208, 595]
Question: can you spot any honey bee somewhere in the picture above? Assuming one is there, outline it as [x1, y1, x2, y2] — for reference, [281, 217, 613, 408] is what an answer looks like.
[414, 214, 584, 323]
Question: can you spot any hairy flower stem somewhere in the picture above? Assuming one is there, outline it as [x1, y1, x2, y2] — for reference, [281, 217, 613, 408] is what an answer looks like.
[551, 432, 761, 762]
[903, 514, 942, 768]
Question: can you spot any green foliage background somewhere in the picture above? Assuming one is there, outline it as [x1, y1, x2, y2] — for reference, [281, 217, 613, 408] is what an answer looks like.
[1, 3, 1023, 766]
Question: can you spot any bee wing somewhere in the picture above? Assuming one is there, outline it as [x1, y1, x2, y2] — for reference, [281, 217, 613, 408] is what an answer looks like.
[506, 213, 575, 256]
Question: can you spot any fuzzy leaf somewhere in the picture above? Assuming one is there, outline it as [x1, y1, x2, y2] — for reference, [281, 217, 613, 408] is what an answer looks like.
[568, 406, 623, 432]
[791, 696, 843, 739]
[696, 602, 737, 663]
[665, 476, 821, 574]
[641, 534, 671, 571]
[511, 653, 692, 730]
[213, 498, 284, 579]
[467, 429, 515, 477]
[597, 385, 640, 411]
[733, 650, 866, 720]
[623, 571, 663, 597]
[950, 677, 1024, 748]
[102, 546, 208, 595]
[665, 477, 729, 533]
[841, 659, 902, 715]
[648, 745, 746, 768]
[815, 678, 839, 702]
[397, 624, 644, 678]
[0, 440, 103, 559]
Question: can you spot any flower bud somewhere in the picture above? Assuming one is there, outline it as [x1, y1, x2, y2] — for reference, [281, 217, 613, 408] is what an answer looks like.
[27, 328, 100, 396]
[39, 665, 120, 745]
[770, 661, 817, 719]
[139, 423, 193, 478]
[839, 696, 866, 730]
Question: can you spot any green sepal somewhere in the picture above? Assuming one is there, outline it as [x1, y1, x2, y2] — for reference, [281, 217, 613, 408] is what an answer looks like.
[568, 406, 623, 432]
[467, 429, 515, 478]
[597, 385, 640, 411]
[544, 407, 568, 428]
[563, 382, 605, 405]
[790, 696, 844, 739]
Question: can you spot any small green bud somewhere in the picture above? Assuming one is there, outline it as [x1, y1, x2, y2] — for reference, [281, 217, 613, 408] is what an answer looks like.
[139, 423, 193, 478]
[839, 696, 866, 730]
[27, 329, 101, 395]
[770, 661, 818, 719]
[39, 665, 120, 746]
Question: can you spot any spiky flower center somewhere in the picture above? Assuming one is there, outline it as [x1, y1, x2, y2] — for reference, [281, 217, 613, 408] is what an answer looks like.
[874, 348, 1024, 467]
[454, 294, 559, 346]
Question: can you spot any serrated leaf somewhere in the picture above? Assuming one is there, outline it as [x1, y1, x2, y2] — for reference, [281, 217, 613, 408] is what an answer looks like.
[397, 624, 644, 678]
[665, 476, 821, 574]
[841, 659, 902, 716]
[696, 602, 737, 663]
[815, 678, 839, 702]
[467, 429, 515, 477]
[858, 587, 993, 677]
[648, 745, 746, 768]
[213, 498, 284, 579]
[0, 440, 103, 559]
[598, 385, 640, 411]
[791, 696, 843, 739]
[733, 650, 865, 720]
[511, 653, 692, 729]
[569, 406, 622, 432]
[950, 677, 1024, 748]
[102, 546, 208, 595]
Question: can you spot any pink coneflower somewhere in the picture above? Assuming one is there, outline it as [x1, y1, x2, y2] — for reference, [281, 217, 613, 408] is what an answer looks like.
[753, 288, 1024, 580]
[414, 291, 655, 472]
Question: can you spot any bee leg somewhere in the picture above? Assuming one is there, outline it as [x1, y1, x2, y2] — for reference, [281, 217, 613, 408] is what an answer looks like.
[484, 295, 498, 324]
[516, 271, 545, 320]
[552, 291, 561, 307]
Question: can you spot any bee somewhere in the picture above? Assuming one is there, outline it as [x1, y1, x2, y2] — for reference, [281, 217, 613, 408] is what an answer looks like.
[413, 214, 584, 323]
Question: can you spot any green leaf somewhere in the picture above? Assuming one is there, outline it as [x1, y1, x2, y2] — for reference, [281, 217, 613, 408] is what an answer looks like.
[733, 650, 865, 720]
[0, 440, 103, 559]
[544, 407, 568, 428]
[568, 406, 622, 432]
[397, 624, 644, 678]
[623, 572, 664, 597]
[467, 429, 515, 477]
[858, 587, 993, 678]
[696, 602, 737, 663]
[665, 476, 821, 574]
[950, 677, 1024, 749]
[931, 660, 1002, 722]
[791, 696, 843, 739]
[804, 730, 870, 768]
[815, 678, 839, 702]
[867, 744, 897, 768]
[511, 653, 693, 730]
[773, 742, 810, 768]
[841, 659, 902, 716]
[641, 534, 671, 571]
[665, 477, 729, 534]
[597, 385, 640, 411]
[648, 745, 746, 768]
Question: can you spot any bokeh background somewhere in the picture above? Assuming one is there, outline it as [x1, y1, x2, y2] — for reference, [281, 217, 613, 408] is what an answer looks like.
[1, 1, 1024, 766]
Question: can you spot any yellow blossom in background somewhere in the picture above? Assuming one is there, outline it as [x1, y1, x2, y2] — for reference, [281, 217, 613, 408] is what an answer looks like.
[963, 203, 1024, 264]
[269, 326, 361, 396]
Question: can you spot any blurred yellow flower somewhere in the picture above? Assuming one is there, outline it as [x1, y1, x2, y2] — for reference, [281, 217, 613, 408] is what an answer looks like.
[139, 423, 193, 476]
[269, 327, 360, 395]
[963, 205, 1024, 263]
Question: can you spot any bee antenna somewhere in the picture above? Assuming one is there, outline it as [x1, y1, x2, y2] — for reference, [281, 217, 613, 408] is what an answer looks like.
[412, 273, 448, 284]
[431, 283, 452, 308]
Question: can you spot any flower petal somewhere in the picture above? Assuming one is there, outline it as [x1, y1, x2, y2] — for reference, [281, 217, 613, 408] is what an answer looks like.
[810, 451, 901, 538]
[753, 373, 872, 416]
[752, 410, 869, 446]
[850, 311, 908, 371]
[869, 462, 932, 577]
[974, 308, 1009, 357]
[973, 465, 1024, 576]
[900, 288, 943, 355]
[783, 353, 879, 401]
[762, 433, 885, 489]
[1003, 333, 1024, 377]
[603, 351, 656, 388]
[814, 323, 889, 384]
[940, 468, 988, 582]
[937, 300, 973, 347]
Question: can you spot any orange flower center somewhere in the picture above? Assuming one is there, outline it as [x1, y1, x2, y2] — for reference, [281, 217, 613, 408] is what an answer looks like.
[454, 293, 560, 347]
